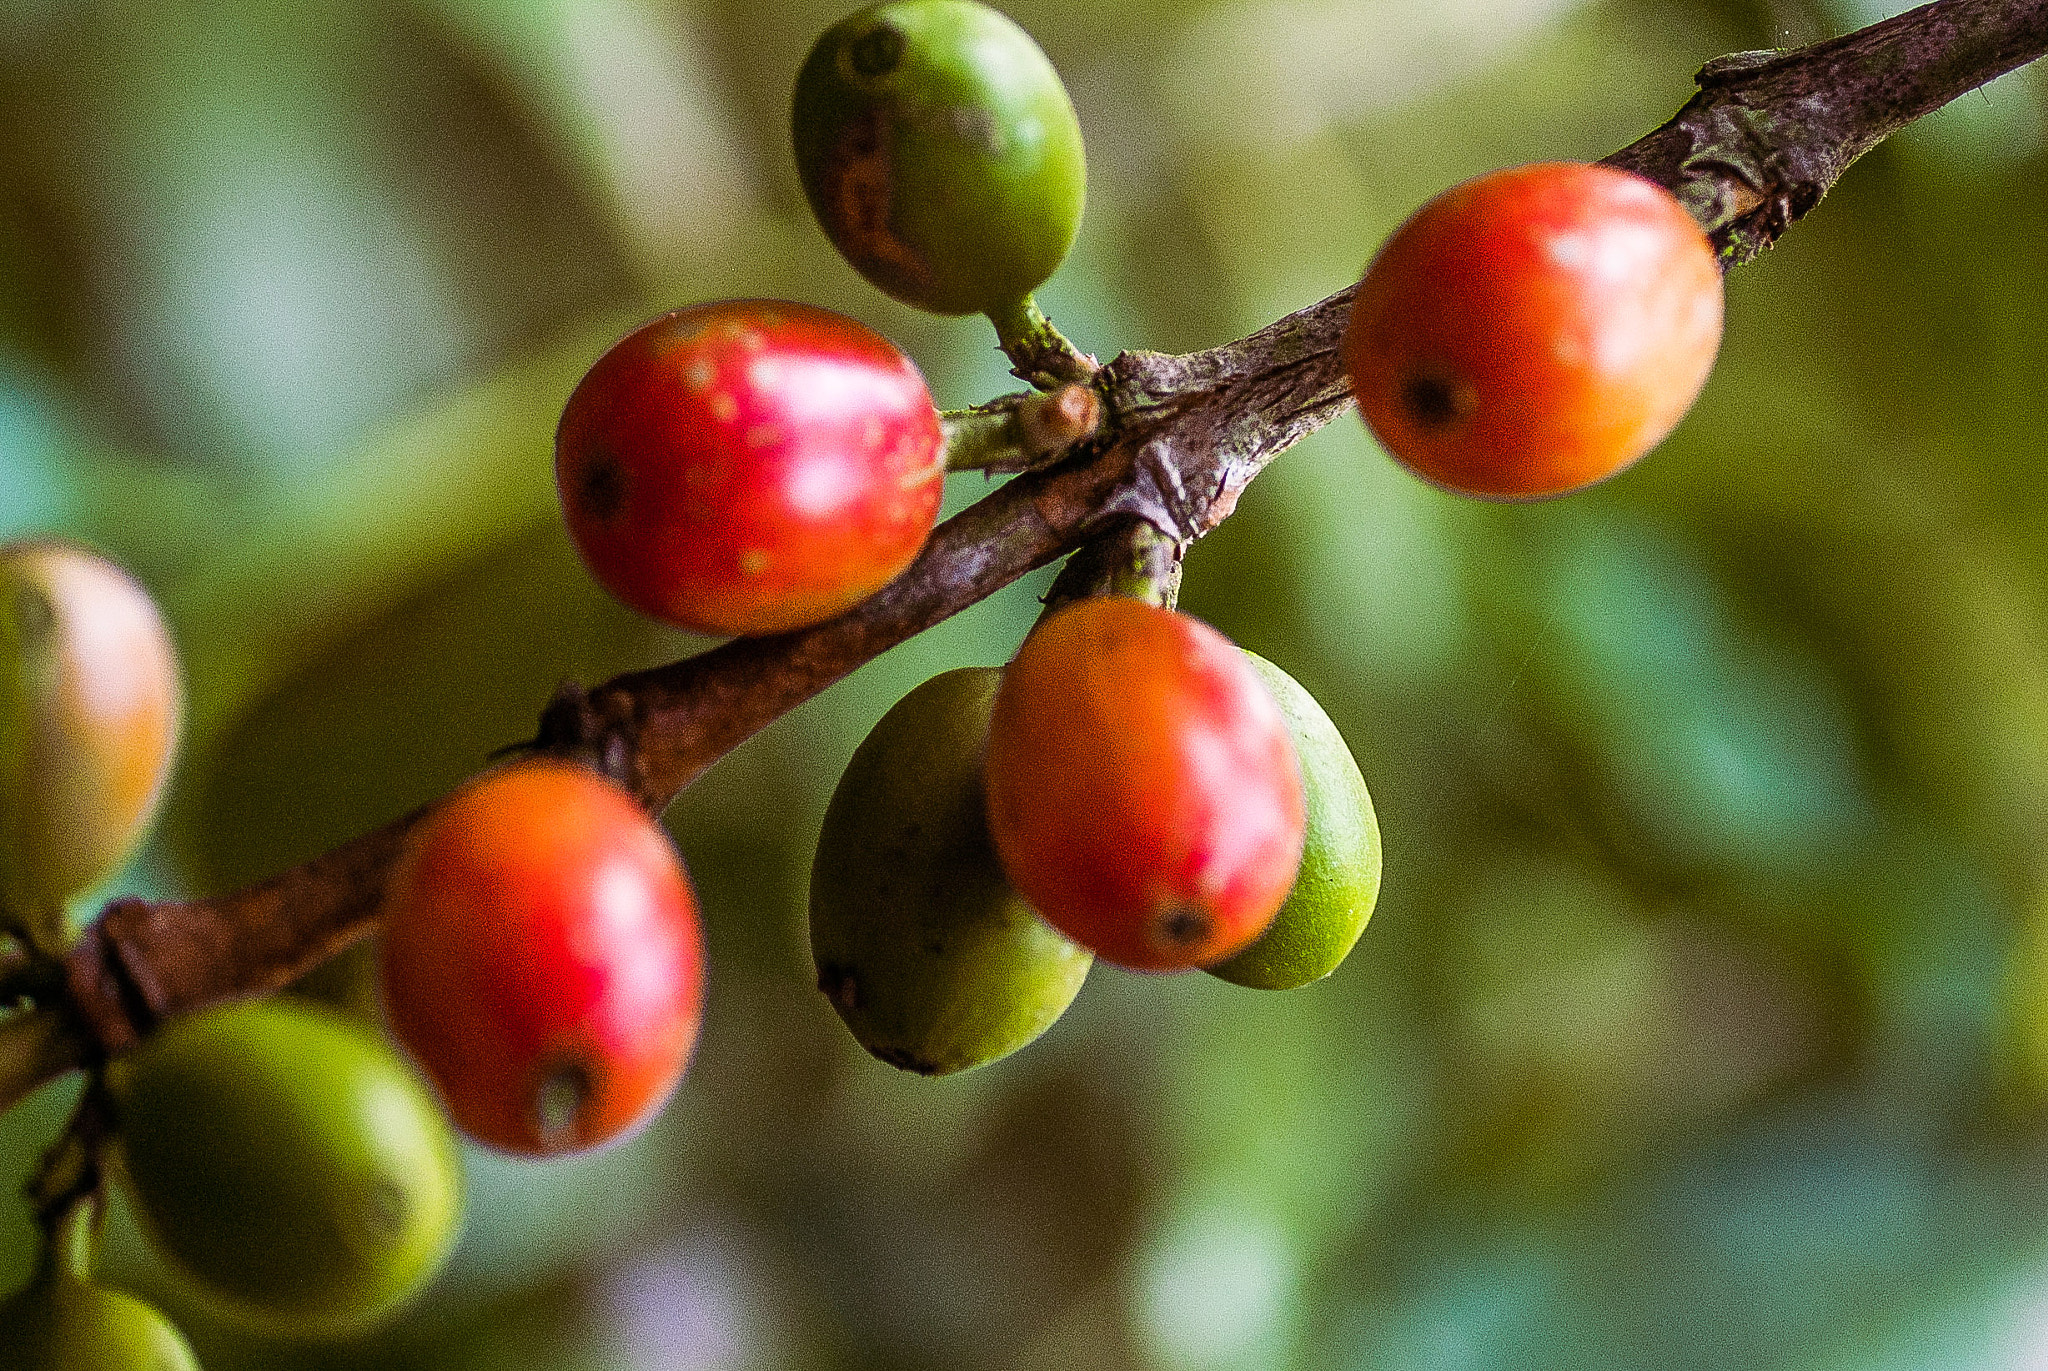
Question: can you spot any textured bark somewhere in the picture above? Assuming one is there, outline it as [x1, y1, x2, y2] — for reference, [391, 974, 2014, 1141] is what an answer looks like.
[15, 0, 2048, 1095]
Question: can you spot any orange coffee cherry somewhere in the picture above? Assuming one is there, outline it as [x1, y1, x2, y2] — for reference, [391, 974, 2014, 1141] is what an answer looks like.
[379, 762, 705, 1156]
[983, 598, 1305, 971]
[1343, 161, 1723, 500]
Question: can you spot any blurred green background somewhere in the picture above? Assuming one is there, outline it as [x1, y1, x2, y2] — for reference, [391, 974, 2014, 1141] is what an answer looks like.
[6, 0, 2048, 1365]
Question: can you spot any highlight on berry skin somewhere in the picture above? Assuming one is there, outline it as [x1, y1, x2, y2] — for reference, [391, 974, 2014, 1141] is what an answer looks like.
[555, 299, 945, 638]
[1342, 160, 1724, 500]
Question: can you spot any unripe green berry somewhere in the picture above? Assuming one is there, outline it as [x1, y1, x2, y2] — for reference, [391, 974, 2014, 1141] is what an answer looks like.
[1205, 654, 1382, 990]
[0, 1272, 200, 1371]
[792, 0, 1087, 317]
[110, 999, 463, 1336]
[810, 667, 1091, 1074]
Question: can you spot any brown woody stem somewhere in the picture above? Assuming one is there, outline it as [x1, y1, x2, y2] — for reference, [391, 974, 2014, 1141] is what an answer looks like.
[5, 0, 2041, 1108]
[1600, 0, 2048, 262]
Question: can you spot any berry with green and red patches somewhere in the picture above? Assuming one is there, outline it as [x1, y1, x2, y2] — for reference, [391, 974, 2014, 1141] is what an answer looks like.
[983, 599, 1306, 972]
[792, 0, 1087, 318]
[1, 540, 181, 940]
[379, 761, 705, 1157]
[556, 299, 945, 637]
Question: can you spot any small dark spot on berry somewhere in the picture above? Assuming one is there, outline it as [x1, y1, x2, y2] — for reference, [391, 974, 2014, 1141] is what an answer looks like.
[533, 1058, 593, 1152]
[1400, 372, 1476, 430]
[876, 1045, 942, 1075]
[578, 453, 627, 521]
[356, 1176, 410, 1242]
[818, 962, 861, 1011]
[1159, 905, 1211, 946]
[10, 584, 54, 644]
[848, 23, 905, 80]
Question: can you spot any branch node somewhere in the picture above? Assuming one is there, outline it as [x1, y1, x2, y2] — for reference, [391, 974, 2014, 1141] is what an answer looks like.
[535, 680, 646, 795]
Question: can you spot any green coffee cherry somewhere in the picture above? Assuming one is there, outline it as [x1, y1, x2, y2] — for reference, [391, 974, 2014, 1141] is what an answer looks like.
[110, 999, 463, 1336]
[792, 0, 1087, 318]
[1206, 654, 1382, 989]
[0, 541, 181, 946]
[0, 1272, 200, 1371]
[811, 666, 1091, 1074]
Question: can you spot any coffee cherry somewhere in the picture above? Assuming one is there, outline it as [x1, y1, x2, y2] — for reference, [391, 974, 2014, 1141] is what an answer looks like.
[0, 1272, 199, 1371]
[1343, 161, 1723, 500]
[380, 761, 705, 1156]
[792, 0, 1087, 318]
[811, 667, 1091, 1074]
[983, 599, 1306, 971]
[1206, 654, 1382, 990]
[1, 541, 181, 932]
[556, 300, 944, 636]
[110, 999, 462, 1336]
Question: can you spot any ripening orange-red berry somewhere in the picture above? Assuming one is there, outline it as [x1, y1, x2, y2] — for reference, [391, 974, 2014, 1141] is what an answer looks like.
[982, 598, 1306, 972]
[1343, 161, 1723, 500]
[555, 299, 945, 637]
[1, 539, 182, 922]
[379, 762, 705, 1156]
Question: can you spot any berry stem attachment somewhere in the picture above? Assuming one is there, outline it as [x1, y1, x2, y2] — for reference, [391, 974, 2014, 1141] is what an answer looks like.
[987, 295, 1098, 389]
[41, 1189, 103, 1283]
[942, 384, 1106, 474]
[25, 1074, 115, 1264]
[1041, 518, 1183, 618]
[0, 1009, 87, 1114]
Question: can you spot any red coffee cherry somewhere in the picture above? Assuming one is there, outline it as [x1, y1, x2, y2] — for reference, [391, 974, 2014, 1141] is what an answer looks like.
[556, 299, 945, 636]
[380, 761, 705, 1156]
[983, 598, 1306, 971]
[1343, 161, 1723, 500]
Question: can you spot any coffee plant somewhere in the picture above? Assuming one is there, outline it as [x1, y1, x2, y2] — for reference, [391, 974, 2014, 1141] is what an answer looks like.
[3, 0, 2046, 1362]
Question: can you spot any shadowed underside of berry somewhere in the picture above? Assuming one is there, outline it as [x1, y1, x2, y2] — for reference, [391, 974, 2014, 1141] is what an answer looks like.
[792, 0, 1086, 317]
[811, 666, 1091, 1074]
[1206, 653, 1382, 990]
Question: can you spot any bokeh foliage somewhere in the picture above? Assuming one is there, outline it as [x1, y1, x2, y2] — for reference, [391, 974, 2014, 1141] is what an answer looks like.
[6, 0, 2048, 1365]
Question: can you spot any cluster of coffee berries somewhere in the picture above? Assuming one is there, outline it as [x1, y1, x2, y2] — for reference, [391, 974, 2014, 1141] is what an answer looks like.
[1, 0, 1741, 1355]
[544, 1, 1731, 1075]
[0, 541, 464, 1362]
[813, 596, 1384, 1075]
